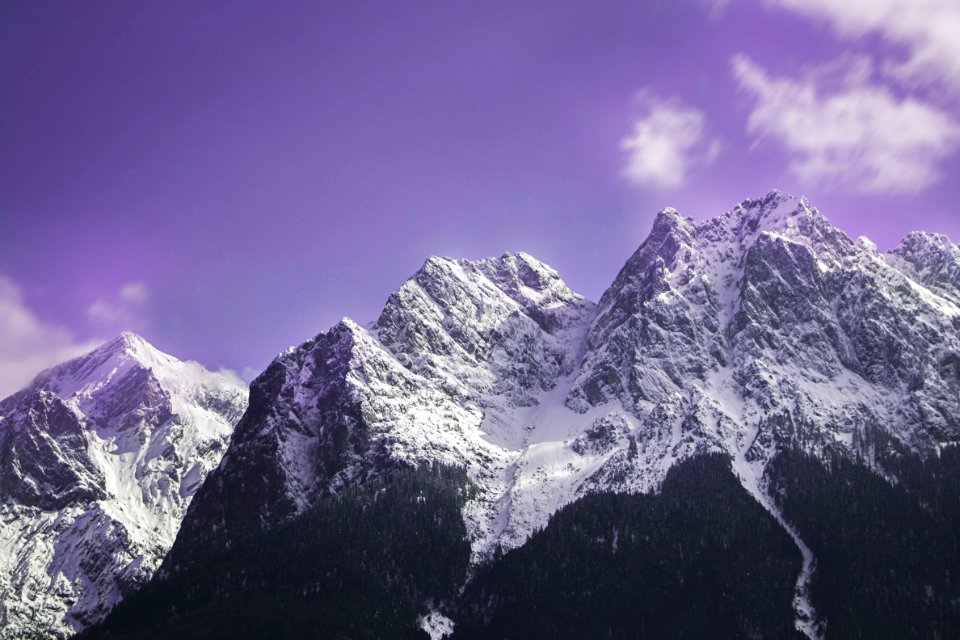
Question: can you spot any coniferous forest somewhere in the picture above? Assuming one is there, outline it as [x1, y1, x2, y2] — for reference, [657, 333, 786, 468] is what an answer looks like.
[453, 453, 803, 639]
[80, 446, 960, 640]
[768, 443, 960, 639]
[81, 464, 474, 640]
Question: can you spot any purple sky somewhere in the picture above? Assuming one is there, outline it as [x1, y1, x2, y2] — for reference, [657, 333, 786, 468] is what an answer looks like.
[1, 0, 958, 393]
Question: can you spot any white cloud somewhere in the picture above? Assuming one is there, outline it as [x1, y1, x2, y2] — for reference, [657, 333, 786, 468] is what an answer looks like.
[731, 54, 960, 194]
[215, 367, 248, 388]
[766, 0, 960, 93]
[621, 95, 720, 189]
[0, 275, 100, 399]
[119, 282, 149, 305]
[87, 281, 149, 326]
[702, 0, 732, 19]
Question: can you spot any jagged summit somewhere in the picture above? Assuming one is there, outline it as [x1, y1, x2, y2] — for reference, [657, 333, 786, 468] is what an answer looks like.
[649, 191, 838, 250]
[25, 332, 167, 399]
[896, 229, 957, 251]
[673, 191, 836, 247]
[888, 229, 960, 306]
[407, 250, 587, 312]
[591, 191, 857, 342]
[649, 205, 692, 234]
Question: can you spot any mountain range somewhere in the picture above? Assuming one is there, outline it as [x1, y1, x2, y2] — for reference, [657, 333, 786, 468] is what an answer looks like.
[3, 190, 959, 639]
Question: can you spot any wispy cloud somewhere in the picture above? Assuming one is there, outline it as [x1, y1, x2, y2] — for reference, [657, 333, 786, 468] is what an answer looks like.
[87, 281, 150, 327]
[0, 275, 100, 399]
[766, 0, 960, 94]
[621, 94, 720, 189]
[731, 54, 960, 194]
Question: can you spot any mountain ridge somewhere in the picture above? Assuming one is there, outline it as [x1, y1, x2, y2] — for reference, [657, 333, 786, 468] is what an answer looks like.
[149, 190, 958, 639]
[5, 190, 960, 639]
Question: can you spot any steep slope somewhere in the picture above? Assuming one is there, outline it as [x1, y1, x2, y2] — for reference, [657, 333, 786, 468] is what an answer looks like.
[133, 192, 957, 638]
[0, 333, 247, 639]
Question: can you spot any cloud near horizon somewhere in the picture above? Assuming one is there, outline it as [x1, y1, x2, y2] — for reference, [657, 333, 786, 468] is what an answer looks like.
[0, 275, 249, 397]
[621, 95, 720, 189]
[86, 281, 150, 328]
[0, 275, 101, 399]
[731, 54, 960, 194]
[766, 0, 960, 95]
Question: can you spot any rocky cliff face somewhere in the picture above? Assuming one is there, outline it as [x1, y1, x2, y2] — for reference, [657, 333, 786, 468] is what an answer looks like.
[572, 191, 959, 490]
[0, 333, 247, 639]
[165, 191, 960, 601]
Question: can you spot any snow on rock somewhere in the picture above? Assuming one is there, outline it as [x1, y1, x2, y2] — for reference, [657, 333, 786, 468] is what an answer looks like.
[419, 611, 455, 639]
[0, 334, 247, 639]
[887, 231, 960, 307]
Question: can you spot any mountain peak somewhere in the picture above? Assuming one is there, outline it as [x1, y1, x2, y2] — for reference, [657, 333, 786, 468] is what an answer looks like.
[740, 188, 796, 211]
[895, 230, 957, 254]
[18, 333, 247, 434]
[889, 229, 960, 304]
[32, 333, 177, 402]
[719, 190, 819, 234]
[97, 331, 170, 366]
[416, 251, 567, 291]
[650, 206, 695, 238]
[0, 337, 247, 638]
[108, 330, 148, 349]
[653, 206, 685, 222]
[400, 250, 588, 317]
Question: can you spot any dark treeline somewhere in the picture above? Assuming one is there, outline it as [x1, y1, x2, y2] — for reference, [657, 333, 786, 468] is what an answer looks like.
[80, 442, 960, 639]
[452, 453, 803, 640]
[768, 439, 960, 640]
[81, 463, 473, 640]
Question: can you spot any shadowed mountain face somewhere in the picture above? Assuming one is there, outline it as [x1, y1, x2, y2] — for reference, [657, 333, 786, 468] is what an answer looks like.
[0, 333, 247, 639]
[9, 191, 960, 639]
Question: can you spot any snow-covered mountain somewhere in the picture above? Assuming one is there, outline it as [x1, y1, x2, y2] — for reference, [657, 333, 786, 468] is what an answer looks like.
[160, 191, 958, 638]
[156, 191, 960, 635]
[0, 333, 247, 639]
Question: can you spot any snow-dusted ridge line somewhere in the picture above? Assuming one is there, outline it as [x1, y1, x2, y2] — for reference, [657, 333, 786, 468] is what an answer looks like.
[177, 191, 958, 564]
